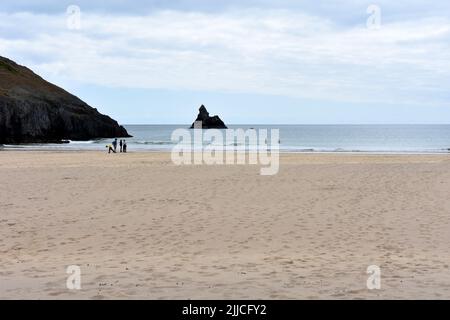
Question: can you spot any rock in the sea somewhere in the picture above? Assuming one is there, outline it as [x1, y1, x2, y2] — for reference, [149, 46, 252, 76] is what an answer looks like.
[0, 56, 131, 144]
[190, 105, 227, 129]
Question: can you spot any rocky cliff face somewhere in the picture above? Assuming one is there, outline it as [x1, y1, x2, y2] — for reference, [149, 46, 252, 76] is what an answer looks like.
[0, 56, 130, 144]
[190, 105, 227, 129]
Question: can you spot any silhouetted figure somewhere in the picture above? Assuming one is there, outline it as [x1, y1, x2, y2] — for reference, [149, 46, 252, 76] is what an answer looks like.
[119, 139, 123, 153]
[112, 138, 118, 152]
[123, 140, 127, 153]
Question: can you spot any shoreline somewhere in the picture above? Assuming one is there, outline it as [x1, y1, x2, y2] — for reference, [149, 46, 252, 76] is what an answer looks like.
[1, 146, 450, 156]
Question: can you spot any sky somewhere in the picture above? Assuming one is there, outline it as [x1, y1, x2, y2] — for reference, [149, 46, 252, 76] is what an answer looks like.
[1, 0, 450, 124]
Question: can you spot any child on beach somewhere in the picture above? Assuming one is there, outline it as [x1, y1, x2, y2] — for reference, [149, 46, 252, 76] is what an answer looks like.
[119, 140, 123, 153]
[123, 140, 127, 153]
[106, 144, 116, 154]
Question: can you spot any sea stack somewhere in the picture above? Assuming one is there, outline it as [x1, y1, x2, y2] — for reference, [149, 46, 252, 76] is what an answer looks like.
[190, 105, 227, 129]
[0, 56, 130, 144]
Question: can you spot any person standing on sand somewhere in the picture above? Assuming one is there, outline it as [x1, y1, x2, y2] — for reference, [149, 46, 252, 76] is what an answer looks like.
[119, 139, 123, 153]
[123, 140, 127, 153]
[112, 138, 118, 152]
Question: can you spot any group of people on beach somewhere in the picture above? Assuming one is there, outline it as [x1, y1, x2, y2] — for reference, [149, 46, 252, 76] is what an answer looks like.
[107, 138, 127, 154]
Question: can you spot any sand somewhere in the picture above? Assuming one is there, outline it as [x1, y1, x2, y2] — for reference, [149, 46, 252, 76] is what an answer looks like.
[1, 150, 450, 299]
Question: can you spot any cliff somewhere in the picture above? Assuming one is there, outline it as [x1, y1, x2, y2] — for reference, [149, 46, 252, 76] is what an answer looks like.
[0, 56, 130, 144]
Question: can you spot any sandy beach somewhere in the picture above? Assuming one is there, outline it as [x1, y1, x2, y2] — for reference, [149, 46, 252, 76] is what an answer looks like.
[1, 150, 450, 299]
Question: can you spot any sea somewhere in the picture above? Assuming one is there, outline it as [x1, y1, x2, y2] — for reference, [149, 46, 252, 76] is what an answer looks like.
[2, 125, 450, 154]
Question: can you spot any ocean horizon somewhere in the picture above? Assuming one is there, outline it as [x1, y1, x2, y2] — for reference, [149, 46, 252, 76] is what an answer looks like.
[3, 124, 450, 154]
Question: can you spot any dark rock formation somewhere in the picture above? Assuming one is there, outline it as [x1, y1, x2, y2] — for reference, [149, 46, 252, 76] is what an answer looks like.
[0, 56, 131, 144]
[190, 105, 227, 129]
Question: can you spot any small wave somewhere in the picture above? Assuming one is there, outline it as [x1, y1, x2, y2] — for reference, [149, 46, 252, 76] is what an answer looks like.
[135, 140, 176, 145]
[68, 140, 95, 144]
[227, 143, 259, 147]
[279, 147, 450, 154]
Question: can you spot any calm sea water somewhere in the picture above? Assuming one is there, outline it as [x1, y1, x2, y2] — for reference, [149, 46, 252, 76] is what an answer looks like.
[4, 125, 450, 153]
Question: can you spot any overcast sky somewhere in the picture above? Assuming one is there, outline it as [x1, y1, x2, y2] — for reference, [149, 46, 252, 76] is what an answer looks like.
[1, 0, 450, 124]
